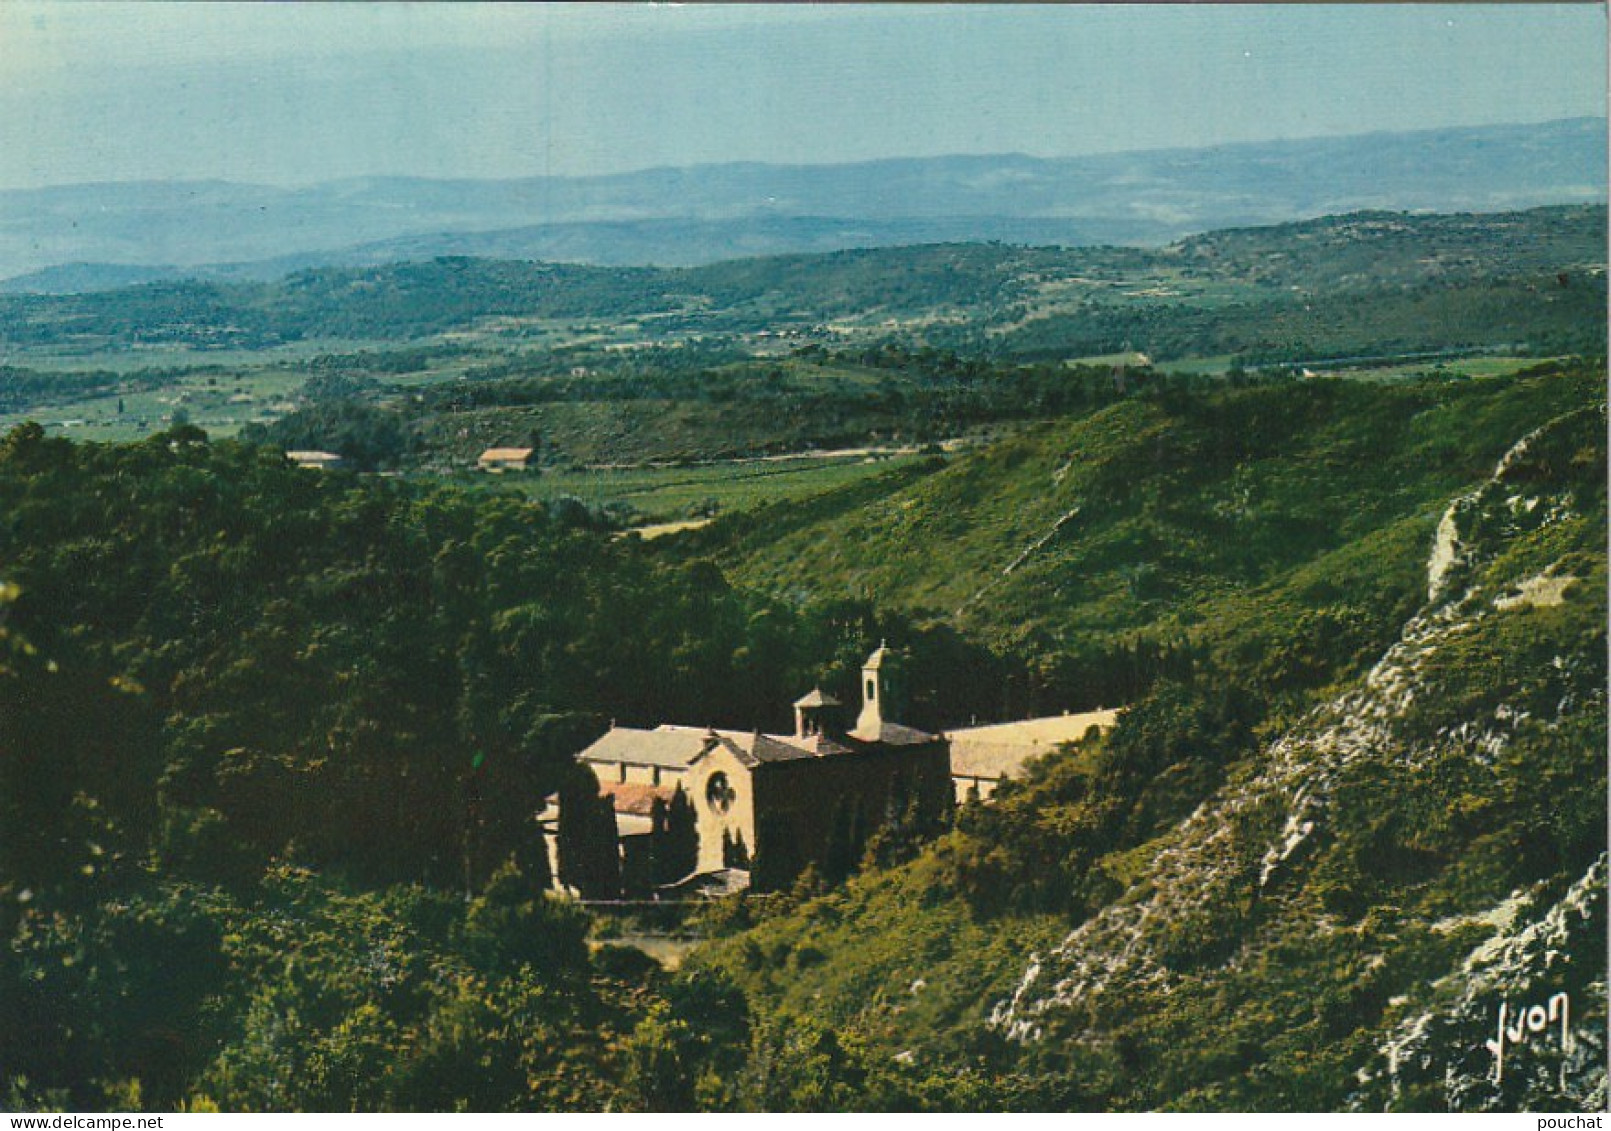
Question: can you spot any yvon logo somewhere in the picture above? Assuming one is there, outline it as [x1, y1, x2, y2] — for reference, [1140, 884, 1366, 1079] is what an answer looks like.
[1486, 992, 1572, 1084]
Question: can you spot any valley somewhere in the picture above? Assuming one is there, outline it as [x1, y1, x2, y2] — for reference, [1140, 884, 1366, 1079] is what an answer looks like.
[0, 205, 1601, 534]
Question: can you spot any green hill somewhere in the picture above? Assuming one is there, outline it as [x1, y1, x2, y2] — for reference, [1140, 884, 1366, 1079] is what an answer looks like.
[679, 362, 1606, 1111]
[698, 365, 1601, 708]
[0, 206, 1601, 364]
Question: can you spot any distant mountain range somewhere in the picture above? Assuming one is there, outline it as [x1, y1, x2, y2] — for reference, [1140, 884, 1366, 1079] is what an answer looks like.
[1, 117, 1603, 293]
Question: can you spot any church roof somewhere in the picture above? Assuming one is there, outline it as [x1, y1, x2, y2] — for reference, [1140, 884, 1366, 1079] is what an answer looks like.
[862, 643, 891, 670]
[778, 731, 854, 758]
[656, 725, 850, 767]
[848, 720, 938, 747]
[580, 715, 929, 775]
[696, 730, 820, 767]
[578, 726, 709, 769]
[747, 732, 832, 764]
[793, 688, 840, 708]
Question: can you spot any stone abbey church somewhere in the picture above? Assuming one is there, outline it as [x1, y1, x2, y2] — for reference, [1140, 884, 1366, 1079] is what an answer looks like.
[565, 646, 954, 893]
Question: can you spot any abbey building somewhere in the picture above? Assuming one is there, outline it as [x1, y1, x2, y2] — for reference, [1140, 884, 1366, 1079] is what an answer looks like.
[568, 645, 952, 892]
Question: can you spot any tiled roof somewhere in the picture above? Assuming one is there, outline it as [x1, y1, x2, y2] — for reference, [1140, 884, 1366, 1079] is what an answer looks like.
[793, 688, 841, 708]
[775, 731, 854, 758]
[660, 725, 836, 766]
[578, 726, 711, 769]
[583, 714, 943, 774]
[747, 732, 827, 764]
[478, 447, 534, 462]
[849, 720, 938, 746]
[599, 780, 678, 817]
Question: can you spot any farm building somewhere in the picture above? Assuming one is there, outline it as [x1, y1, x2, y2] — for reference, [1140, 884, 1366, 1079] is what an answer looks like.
[477, 447, 535, 472]
[285, 450, 345, 471]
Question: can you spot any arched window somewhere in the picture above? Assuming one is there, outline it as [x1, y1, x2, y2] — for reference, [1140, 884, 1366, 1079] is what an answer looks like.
[705, 772, 735, 814]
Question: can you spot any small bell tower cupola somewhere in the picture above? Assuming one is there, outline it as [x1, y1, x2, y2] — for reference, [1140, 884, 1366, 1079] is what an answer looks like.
[793, 688, 840, 738]
[854, 641, 891, 738]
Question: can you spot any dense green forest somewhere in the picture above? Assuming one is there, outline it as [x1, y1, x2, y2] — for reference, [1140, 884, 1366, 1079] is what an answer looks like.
[0, 419, 1018, 1110]
[0, 423, 1006, 892]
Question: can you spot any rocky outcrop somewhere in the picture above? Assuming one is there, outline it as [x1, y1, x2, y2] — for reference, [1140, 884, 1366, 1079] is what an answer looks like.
[990, 408, 1606, 1110]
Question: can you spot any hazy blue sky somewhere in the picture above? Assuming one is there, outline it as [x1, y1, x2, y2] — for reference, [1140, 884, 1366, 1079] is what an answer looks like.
[0, 3, 1604, 189]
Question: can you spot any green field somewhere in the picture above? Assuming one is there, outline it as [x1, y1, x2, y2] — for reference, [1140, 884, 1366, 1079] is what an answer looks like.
[0, 366, 308, 441]
[1, 337, 395, 373]
[1310, 354, 1568, 383]
[435, 451, 931, 524]
[0, 340, 510, 441]
[1154, 353, 1238, 375]
[1062, 350, 1154, 368]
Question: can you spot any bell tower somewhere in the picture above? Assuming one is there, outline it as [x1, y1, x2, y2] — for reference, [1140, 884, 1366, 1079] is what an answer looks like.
[793, 688, 840, 738]
[855, 642, 891, 738]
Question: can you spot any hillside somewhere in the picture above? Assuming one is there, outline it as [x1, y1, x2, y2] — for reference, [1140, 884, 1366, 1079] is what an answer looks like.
[699, 366, 1602, 682]
[684, 363, 1607, 1111]
[1, 118, 1602, 284]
